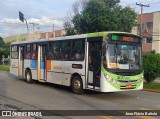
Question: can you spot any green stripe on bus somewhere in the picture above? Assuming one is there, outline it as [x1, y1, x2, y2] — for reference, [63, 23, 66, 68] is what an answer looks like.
[101, 65, 143, 90]
[87, 32, 108, 39]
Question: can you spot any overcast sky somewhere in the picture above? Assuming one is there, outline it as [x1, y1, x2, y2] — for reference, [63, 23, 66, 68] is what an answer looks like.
[0, 0, 160, 37]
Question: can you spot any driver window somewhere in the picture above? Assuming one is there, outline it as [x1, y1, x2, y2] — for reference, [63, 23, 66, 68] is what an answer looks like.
[108, 45, 115, 63]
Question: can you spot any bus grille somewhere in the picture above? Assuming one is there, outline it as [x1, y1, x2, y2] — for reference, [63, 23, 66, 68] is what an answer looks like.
[120, 84, 136, 89]
[118, 80, 138, 83]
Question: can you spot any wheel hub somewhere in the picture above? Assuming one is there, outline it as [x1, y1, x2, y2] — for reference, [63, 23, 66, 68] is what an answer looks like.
[74, 80, 81, 89]
[27, 73, 30, 81]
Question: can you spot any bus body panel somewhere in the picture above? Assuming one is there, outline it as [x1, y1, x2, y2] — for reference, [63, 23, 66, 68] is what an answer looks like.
[45, 60, 86, 87]
[62, 61, 72, 86]
[30, 61, 37, 80]
[40, 61, 46, 80]
[100, 66, 143, 92]
[24, 59, 38, 80]
[10, 59, 18, 76]
[31, 69, 37, 80]
[46, 71, 52, 83]
[49, 60, 62, 84]
[24, 59, 31, 69]
[100, 72, 143, 92]
[10, 31, 143, 93]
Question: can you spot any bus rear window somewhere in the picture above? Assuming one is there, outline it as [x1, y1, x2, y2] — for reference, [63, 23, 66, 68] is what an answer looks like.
[12, 46, 18, 51]
[11, 45, 18, 59]
[11, 52, 18, 59]
[26, 44, 31, 51]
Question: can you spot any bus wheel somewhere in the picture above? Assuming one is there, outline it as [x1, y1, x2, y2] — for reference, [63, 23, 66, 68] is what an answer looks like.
[71, 76, 84, 94]
[25, 70, 33, 83]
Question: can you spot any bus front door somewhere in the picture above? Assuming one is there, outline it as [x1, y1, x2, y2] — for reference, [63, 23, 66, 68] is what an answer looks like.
[18, 46, 24, 77]
[37, 45, 46, 81]
[87, 41, 102, 89]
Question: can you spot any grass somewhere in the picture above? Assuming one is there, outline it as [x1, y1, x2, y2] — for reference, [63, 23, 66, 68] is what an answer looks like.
[0, 65, 10, 72]
[144, 83, 160, 90]
[3, 34, 27, 43]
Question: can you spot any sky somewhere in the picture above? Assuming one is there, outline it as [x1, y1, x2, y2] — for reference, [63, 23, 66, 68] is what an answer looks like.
[0, 0, 160, 38]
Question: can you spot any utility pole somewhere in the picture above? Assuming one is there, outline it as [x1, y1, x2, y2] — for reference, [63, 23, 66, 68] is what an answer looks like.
[136, 3, 149, 36]
[29, 22, 39, 33]
[53, 24, 55, 38]
[29, 22, 39, 40]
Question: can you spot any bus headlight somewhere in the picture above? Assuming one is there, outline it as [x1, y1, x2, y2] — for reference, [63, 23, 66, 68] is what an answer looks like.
[137, 78, 143, 83]
[104, 74, 119, 84]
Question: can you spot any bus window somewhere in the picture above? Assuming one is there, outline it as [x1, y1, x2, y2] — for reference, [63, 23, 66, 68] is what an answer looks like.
[61, 41, 71, 60]
[31, 44, 37, 59]
[25, 44, 31, 59]
[11, 45, 18, 59]
[107, 44, 141, 69]
[71, 39, 85, 61]
[48, 41, 62, 60]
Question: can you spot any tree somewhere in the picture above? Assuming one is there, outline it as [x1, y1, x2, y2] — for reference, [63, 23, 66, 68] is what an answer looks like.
[0, 37, 4, 46]
[143, 52, 160, 83]
[0, 37, 10, 57]
[103, 0, 120, 7]
[64, 0, 137, 35]
[64, 20, 76, 36]
[2, 42, 10, 57]
[63, 0, 88, 35]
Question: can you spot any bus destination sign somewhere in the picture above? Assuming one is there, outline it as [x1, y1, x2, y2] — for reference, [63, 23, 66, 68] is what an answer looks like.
[111, 34, 140, 43]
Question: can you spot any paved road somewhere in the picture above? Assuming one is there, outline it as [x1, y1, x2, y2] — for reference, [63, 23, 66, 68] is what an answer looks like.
[0, 71, 159, 119]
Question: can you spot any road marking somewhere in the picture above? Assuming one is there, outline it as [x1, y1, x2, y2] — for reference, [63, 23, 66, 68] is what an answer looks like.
[100, 115, 119, 119]
[136, 116, 158, 119]
[139, 108, 151, 110]
[156, 105, 160, 108]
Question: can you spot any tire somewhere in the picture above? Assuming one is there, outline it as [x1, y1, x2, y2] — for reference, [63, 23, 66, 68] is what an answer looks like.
[25, 70, 33, 83]
[71, 76, 84, 94]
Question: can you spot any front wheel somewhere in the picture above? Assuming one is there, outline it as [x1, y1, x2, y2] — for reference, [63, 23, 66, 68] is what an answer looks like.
[71, 76, 84, 94]
[25, 70, 33, 83]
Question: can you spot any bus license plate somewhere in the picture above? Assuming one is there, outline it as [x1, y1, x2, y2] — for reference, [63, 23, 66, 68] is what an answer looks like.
[126, 84, 132, 88]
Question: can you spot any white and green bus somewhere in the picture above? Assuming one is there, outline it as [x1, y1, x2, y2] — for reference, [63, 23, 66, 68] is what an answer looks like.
[10, 31, 143, 94]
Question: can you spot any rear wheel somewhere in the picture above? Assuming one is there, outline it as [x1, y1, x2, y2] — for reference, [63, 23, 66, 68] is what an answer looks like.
[71, 76, 84, 94]
[25, 70, 33, 83]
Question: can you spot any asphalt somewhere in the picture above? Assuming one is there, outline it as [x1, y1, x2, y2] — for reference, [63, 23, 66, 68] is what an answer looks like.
[0, 71, 160, 119]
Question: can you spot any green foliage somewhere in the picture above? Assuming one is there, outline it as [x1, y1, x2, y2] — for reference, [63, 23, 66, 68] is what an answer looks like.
[144, 83, 160, 90]
[64, 0, 137, 35]
[3, 34, 27, 43]
[103, 0, 120, 7]
[151, 50, 156, 54]
[0, 65, 10, 72]
[143, 53, 160, 83]
[0, 37, 5, 46]
[63, 21, 77, 36]
[0, 37, 10, 57]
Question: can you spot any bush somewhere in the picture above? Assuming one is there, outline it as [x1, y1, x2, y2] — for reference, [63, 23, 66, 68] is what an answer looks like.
[0, 65, 10, 72]
[143, 52, 160, 83]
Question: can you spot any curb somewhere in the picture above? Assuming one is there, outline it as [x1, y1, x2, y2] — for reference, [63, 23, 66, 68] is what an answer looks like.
[143, 89, 160, 93]
[0, 70, 9, 73]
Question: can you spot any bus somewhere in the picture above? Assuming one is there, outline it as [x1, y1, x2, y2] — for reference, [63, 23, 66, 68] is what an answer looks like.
[10, 31, 143, 94]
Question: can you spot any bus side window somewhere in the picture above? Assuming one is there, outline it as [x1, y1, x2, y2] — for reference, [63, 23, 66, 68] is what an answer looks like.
[25, 44, 31, 59]
[71, 39, 85, 61]
[61, 41, 71, 61]
[11, 45, 18, 59]
[31, 44, 37, 60]
[48, 41, 62, 60]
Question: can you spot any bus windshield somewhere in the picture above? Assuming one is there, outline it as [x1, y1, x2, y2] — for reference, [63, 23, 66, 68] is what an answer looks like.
[106, 44, 142, 69]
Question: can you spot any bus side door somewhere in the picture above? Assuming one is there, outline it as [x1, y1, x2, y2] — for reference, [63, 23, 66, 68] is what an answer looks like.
[18, 46, 24, 77]
[87, 37, 102, 89]
[37, 45, 47, 81]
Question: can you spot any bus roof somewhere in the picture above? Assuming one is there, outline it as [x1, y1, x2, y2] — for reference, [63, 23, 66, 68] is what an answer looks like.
[11, 31, 139, 45]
